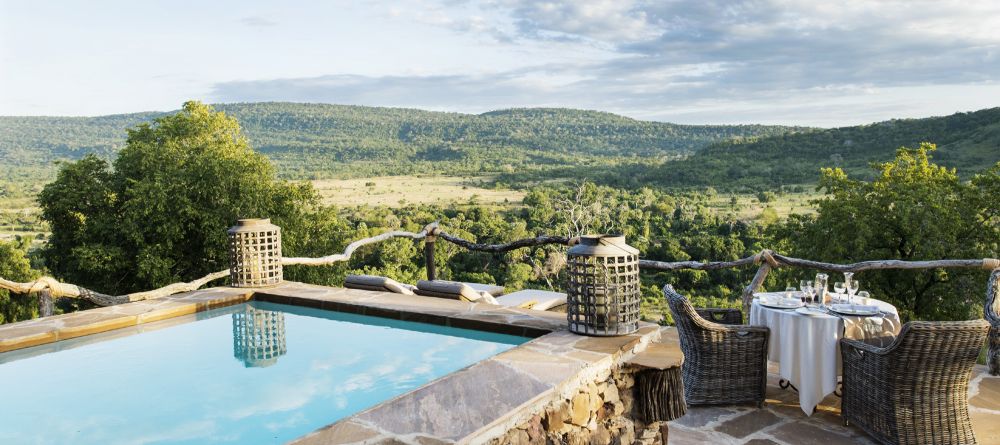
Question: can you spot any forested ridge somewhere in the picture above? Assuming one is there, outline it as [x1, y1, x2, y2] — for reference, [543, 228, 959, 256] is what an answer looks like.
[0, 102, 801, 180]
[644, 107, 1000, 188]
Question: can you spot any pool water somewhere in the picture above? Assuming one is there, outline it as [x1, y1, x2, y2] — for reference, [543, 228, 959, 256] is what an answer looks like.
[0, 302, 527, 444]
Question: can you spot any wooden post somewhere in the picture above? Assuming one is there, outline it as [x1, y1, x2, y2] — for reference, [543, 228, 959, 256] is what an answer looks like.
[424, 234, 437, 281]
[742, 263, 772, 315]
[38, 289, 53, 317]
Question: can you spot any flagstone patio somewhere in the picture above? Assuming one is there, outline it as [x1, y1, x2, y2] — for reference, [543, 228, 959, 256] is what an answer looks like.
[666, 361, 1000, 444]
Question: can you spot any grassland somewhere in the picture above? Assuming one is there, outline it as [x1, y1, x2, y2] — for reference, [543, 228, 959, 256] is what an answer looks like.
[310, 175, 526, 208]
[0, 176, 823, 240]
[706, 189, 822, 221]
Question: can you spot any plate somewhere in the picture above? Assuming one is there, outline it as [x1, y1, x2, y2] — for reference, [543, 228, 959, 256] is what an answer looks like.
[759, 300, 804, 309]
[795, 307, 827, 317]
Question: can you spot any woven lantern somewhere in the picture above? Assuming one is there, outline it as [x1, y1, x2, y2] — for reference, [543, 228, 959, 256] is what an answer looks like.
[566, 235, 641, 336]
[228, 218, 282, 287]
[232, 305, 287, 368]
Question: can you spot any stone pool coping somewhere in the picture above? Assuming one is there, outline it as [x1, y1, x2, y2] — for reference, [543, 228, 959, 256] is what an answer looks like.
[0, 281, 662, 444]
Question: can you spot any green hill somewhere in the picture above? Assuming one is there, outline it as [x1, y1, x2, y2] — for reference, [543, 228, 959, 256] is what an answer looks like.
[647, 107, 1000, 189]
[0, 102, 801, 181]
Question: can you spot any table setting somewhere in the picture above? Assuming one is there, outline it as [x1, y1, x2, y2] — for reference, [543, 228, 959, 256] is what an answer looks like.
[749, 272, 902, 415]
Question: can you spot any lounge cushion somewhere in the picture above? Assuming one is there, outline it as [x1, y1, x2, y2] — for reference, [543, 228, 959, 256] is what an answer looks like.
[415, 280, 498, 304]
[496, 290, 567, 311]
[464, 282, 506, 296]
[345, 275, 415, 295]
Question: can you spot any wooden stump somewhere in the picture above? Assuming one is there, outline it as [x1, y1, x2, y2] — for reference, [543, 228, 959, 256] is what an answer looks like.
[636, 366, 686, 423]
[627, 337, 687, 445]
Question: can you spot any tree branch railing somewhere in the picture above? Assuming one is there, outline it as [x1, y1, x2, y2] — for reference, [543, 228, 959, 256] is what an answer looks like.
[2, 222, 998, 316]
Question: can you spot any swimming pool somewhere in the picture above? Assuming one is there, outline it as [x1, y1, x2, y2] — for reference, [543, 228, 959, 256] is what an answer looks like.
[0, 301, 528, 444]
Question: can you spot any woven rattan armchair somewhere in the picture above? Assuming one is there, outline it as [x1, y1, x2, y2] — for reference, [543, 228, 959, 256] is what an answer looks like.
[694, 308, 744, 325]
[663, 285, 770, 406]
[840, 320, 990, 445]
[986, 268, 999, 376]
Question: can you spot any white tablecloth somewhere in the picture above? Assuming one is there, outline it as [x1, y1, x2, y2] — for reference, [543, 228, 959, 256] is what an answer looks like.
[749, 295, 901, 415]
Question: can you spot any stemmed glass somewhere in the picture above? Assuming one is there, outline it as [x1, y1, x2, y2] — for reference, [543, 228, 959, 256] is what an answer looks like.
[846, 277, 860, 304]
[833, 281, 845, 302]
[799, 280, 814, 305]
[785, 286, 797, 299]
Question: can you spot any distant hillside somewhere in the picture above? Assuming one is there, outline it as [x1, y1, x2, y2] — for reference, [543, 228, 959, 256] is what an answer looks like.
[643, 107, 1000, 189]
[0, 102, 801, 180]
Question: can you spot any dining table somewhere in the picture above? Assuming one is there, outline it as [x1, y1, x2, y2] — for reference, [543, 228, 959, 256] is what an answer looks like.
[749, 292, 902, 415]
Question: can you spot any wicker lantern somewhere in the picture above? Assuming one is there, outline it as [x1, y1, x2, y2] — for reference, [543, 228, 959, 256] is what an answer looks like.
[566, 235, 641, 336]
[232, 305, 287, 368]
[228, 218, 282, 287]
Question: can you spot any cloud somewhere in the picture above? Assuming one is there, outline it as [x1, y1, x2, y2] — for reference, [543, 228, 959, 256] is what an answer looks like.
[211, 0, 1000, 126]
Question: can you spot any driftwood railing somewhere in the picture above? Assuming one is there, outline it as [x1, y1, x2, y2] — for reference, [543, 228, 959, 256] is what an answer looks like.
[2, 222, 998, 317]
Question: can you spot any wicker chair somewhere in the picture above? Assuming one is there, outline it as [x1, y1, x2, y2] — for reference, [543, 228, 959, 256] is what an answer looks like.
[986, 268, 999, 376]
[840, 320, 990, 445]
[663, 285, 770, 406]
[694, 308, 744, 325]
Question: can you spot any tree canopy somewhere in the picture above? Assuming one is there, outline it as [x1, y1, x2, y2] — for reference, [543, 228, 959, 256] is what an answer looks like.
[0, 237, 39, 323]
[780, 143, 999, 320]
[38, 101, 315, 295]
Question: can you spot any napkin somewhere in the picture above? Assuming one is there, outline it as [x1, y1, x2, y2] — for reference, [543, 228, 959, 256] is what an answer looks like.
[832, 304, 879, 313]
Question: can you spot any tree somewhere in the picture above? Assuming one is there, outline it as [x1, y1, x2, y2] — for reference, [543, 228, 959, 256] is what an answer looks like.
[782, 143, 998, 321]
[39, 101, 316, 295]
[0, 239, 40, 323]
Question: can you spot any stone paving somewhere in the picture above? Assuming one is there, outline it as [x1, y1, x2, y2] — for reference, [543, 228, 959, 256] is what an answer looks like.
[667, 363, 1000, 444]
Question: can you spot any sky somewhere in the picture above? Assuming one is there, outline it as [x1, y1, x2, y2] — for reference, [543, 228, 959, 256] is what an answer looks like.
[1, 0, 999, 127]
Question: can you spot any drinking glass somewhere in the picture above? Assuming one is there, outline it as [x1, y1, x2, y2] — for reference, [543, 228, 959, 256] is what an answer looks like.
[847, 279, 860, 304]
[799, 281, 813, 304]
[814, 273, 828, 305]
[785, 286, 797, 299]
[857, 290, 871, 305]
[833, 281, 846, 299]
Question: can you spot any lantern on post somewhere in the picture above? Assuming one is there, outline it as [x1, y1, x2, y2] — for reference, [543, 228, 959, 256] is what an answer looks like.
[228, 218, 282, 288]
[566, 235, 641, 336]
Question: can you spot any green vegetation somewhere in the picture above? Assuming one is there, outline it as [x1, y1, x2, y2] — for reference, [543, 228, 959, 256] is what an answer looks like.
[643, 107, 1000, 190]
[38, 102, 315, 296]
[0, 237, 39, 323]
[779, 143, 999, 321]
[0, 102, 801, 183]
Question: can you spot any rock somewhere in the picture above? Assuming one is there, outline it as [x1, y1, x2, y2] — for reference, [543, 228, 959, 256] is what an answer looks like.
[509, 429, 530, 445]
[525, 414, 545, 445]
[589, 425, 612, 445]
[570, 391, 592, 426]
[545, 400, 571, 433]
[603, 380, 620, 403]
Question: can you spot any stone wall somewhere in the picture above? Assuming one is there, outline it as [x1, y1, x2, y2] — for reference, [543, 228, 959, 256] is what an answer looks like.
[488, 365, 664, 445]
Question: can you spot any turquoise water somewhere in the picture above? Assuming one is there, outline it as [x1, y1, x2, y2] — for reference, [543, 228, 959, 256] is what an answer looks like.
[0, 302, 527, 444]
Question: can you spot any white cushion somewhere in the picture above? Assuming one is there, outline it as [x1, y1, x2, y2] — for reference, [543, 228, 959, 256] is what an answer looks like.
[345, 275, 415, 295]
[416, 280, 484, 302]
[464, 282, 506, 296]
[496, 290, 567, 311]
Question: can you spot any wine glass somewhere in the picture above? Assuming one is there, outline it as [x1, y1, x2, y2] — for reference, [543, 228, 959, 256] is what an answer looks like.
[833, 281, 846, 301]
[785, 286, 797, 299]
[857, 290, 871, 305]
[847, 279, 860, 304]
[799, 281, 813, 305]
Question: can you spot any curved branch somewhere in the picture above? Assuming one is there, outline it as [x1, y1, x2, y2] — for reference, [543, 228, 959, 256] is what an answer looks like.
[639, 257, 759, 271]
[282, 229, 428, 266]
[437, 232, 572, 253]
[0, 269, 231, 307]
